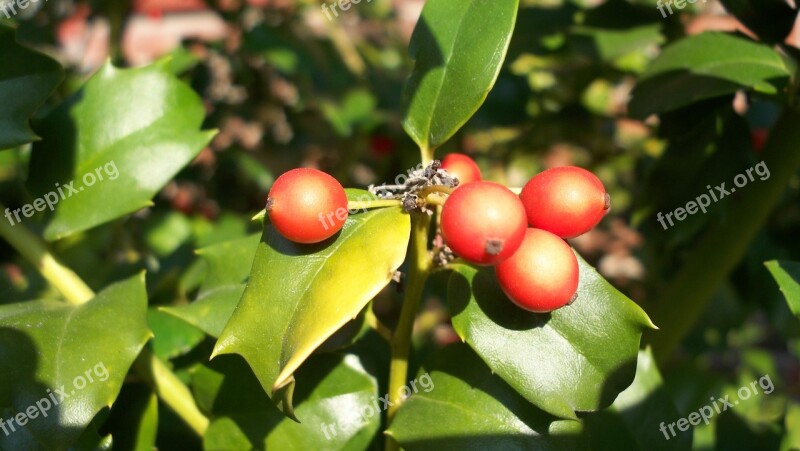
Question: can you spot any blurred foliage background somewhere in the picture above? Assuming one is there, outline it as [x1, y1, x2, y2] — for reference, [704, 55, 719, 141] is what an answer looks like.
[1, 0, 799, 449]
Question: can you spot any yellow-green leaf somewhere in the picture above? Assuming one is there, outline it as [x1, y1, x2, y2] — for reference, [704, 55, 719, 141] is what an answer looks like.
[212, 207, 410, 417]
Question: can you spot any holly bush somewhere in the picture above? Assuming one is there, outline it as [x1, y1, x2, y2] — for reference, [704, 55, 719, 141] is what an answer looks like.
[1, 0, 799, 450]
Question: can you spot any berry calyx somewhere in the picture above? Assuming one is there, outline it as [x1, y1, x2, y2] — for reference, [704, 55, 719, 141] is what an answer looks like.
[441, 153, 481, 186]
[520, 166, 609, 239]
[267, 168, 348, 244]
[441, 181, 527, 265]
[495, 228, 579, 313]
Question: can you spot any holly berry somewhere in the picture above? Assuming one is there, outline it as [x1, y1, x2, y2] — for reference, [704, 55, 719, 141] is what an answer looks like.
[496, 228, 579, 313]
[267, 168, 348, 244]
[441, 153, 481, 185]
[520, 166, 609, 239]
[441, 181, 527, 265]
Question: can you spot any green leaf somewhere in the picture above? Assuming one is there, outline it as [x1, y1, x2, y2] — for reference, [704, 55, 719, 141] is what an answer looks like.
[629, 33, 790, 118]
[160, 234, 261, 337]
[570, 24, 663, 65]
[585, 348, 691, 450]
[0, 25, 63, 150]
[448, 255, 655, 419]
[197, 353, 380, 451]
[212, 206, 410, 417]
[0, 274, 150, 449]
[765, 260, 800, 318]
[719, 0, 798, 44]
[147, 309, 205, 361]
[27, 60, 215, 241]
[387, 343, 585, 450]
[402, 0, 519, 151]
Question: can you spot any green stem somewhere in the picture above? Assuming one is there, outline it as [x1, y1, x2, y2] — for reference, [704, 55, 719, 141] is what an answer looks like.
[0, 207, 94, 305]
[0, 204, 210, 436]
[420, 145, 434, 166]
[423, 194, 446, 207]
[365, 305, 392, 341]
[133, 349, 210, 436]
[647, 109, 800, 362]
[385, 213, 432, 451]
[417, 185, 453, 198]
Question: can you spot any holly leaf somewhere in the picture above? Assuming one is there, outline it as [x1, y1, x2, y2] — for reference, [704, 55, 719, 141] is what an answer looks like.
[585, 348, 691, 450]
[402, 0, 519, 152]
[212, 206, 410, 418]
[160, 234, 261, 337]
[629, 33, 790, 118]
[0, 274, 150, 449]
[0, 25, 63, 150]
[147, 309, 205, 361]
[198, 353, 380, 451]
[27, 61, 215, 241]
[387, 343, 586, 450]
[448, 255, 655, 419]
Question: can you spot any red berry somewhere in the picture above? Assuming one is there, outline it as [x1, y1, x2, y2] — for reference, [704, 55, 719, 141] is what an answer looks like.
[520, 166, 609, 239]
[441, 153, 481, 186]
[751, 128, 768, 153]
[495, 228, 579, 313]
[267, 168, 348, 244]
[441, 181, 527, 265]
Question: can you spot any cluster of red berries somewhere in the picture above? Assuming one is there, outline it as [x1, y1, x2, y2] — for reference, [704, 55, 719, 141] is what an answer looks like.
[265, 155, 609, 313]
[440, 154, 609, 313]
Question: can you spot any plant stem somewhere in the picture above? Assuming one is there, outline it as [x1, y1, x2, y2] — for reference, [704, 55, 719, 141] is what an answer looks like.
[0, 205, 210, 436]
[365, 305, 392, 341]
[420, 144, 434, 166]
[385, 212, 432, 451]
[423, 194, 446, 207]
[647, 109, 800, 362]
[133, 348, 210, 436]
[0, 211, 94, 305]
[417, 185, 453, 198]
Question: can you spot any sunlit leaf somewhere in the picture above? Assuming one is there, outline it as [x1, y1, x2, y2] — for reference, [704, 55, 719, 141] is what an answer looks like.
[0, 275, 150, 449]
[212, 206, 410, 417]
[27, 61, 215, 240]
[402, 0, 519, 151]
